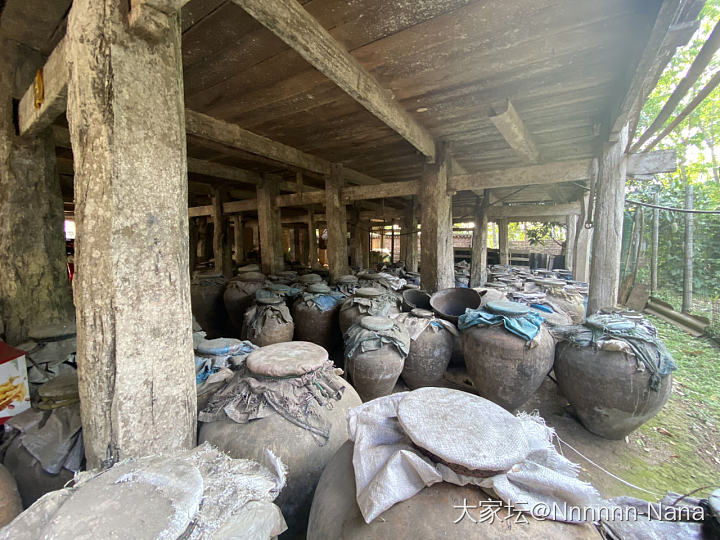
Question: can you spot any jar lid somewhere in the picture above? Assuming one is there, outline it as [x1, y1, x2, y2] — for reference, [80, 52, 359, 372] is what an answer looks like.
[307, 283, 332, 294]
[485, 301, 530, 317]
[354, 287, 383, 298]
[28, 322, 76, 341]
[337, 274, 358, 284]
[397, 387, 529, 471]
[268, 283, 291, 293]
[410, 308, 433, 319]
[246, 341, 327, 377]
[278, 271, 297, 278]
[359, 316, 393, 332]
[235, 271, 266, 283]
[237, 264, 260, 273]
[365, 273, 384, 280]
[299, 273, 322, 284]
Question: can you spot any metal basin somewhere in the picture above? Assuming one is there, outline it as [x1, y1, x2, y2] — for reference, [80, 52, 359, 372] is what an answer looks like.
[430, 287, 482, 324]
[402, 289, 431, 312]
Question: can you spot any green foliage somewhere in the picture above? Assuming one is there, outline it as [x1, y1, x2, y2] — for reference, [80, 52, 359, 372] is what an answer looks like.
[630, 3, 720, 302]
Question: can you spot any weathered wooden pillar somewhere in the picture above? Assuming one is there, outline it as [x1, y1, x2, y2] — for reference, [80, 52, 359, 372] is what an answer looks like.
[292, 225, 301, 263]
[588, 125, 628, 313]
[199, 218, 213, 261]
[66, 0, 196, 467]
[212, 187, 232, 278]
[233, 214, 244, 264]
[348, 209, 362, 268]
[565, 213, 577, 272]
[573, 194, 592, 282]
[470, 192, 489, 287]
[682, 182, 694, 313]
[360, 219, 371, 269]
[189, 217, 198, 274]
[400, 198, 419, 272]
[650, 190, 659, 294]
[420, 144, 454, 292]
[0, 49, 74, 345]
[325, 163, 349, 282]
[257, 175, 283, 274]
[498, 219, 510, 266]
[307, 211, 320, 269]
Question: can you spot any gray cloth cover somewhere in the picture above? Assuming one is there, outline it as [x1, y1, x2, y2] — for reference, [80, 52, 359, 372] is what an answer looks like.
[347, 392, 601, 524]
[344, 320, 410, 358]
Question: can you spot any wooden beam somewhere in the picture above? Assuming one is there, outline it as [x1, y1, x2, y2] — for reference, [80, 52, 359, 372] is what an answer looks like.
[276, 190, 325, 208]
[18, 38, 68, 137]
[487, 202, 580, 219]
[488, 99, 539, 164]
[232, 0, 436, 160]
[626, 149, 677, 175]
[341, 180, 420, 202]
[632, 18, 720, 151]
[450, 159, 592, 191]
[609, 0, 703, 140]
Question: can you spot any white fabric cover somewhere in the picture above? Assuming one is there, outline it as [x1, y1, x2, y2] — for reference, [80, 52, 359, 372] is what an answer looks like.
[347, 389, 601, 524]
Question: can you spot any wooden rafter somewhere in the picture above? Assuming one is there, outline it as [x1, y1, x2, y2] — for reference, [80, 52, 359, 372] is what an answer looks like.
[231, 0, 437, 160]
[488, 99, 539, 164]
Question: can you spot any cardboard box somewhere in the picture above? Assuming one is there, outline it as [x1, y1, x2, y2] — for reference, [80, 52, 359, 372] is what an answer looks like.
[0, 342, 31, 424]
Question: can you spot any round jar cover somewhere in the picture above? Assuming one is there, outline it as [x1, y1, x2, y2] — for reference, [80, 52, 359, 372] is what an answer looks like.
[359, 315, 394, 332]
[237, 264, 260, 273]
[307, 283, 332, 294]
[256, 294, 284, 305]
[246, 341, 327, 377]
[485, 300, 530, 317]
[299, 273, 322, 284]
[410, 308, 433, 319]
[337, 274, 359, 283]
[236, 271, 265, 283]
[397, 387, 530, 471]
[354, 287, 383, 298]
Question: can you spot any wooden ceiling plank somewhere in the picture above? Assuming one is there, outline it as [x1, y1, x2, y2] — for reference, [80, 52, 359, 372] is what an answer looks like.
[231, 0, 437, 160]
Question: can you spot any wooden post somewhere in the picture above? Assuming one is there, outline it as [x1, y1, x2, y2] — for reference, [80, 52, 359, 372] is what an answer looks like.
[0, 50, 74, 345]
[257, 175, 283, 275]
[390, 222, 395, 264]
[325, 163, 349, 282]
[66, 0, 196, 467]
[233, 214, 244, 264]
[650, 190, 659, 294]
[498, 219, 509, 266]
[470, 192, 490, 287]
[565, 214, 577, 272]
[308, 211, 320, 269]
[682, 182, 694, 313]
[212, 187, 232, 278]
[573, 194, 592, 282]
[360, 219, 371, 269]
[348, 208, 362, 268]
[189, 217, 198, 274]
[400, 199, 419, 272]
[588, 125, 628, 313]
[293, 225, 302, 263]
[420, 143, 454, 292]
[200, 218, 213, 261]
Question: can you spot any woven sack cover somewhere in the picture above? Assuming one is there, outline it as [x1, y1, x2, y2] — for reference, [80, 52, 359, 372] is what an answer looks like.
[247, 341, 327, 377]
[397, 387, 530, 471]
[354, 287, 383, 298]
[307, 283, 332, 294]
[234, 272, 265, 283]
[410, 308, 433, 319]
[38, 371, 79, 400]
[299, 274, 323, 284]
[485, 301, 530, 317]
[43, 455, 203, 540]
[359, 316, 393, 332]
[28, 322, 76, 341]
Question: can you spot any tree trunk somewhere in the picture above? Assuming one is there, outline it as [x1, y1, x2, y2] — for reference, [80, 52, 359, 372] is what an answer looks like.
[66, 0, 196, 468]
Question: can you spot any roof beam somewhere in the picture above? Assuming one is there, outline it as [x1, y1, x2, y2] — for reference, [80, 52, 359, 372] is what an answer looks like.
[487, 202, 580, 219]
[18, 38, 68, 137]
[626, 149, 677, 175]
[450, 159, 593, 192]
[231, 0, 436, 160]
[488, 99, 539, 164]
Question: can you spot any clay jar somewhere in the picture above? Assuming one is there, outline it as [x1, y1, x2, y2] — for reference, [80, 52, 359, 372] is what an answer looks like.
[222, 271, 266, 335]
[397, 309, 454, 389]
[292, 282, 342, 352]
[307, 441, 601, 540]
[190, 272, 228, 338]
[335, 274, 359, 298]
[242, 294, 294, 347]
[554, 342, 672, 439]
[344, 316, 408, 401]
[339, 287, 399, 335]
[462, 301, 554, 410]
[198, 341, 361, 536]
